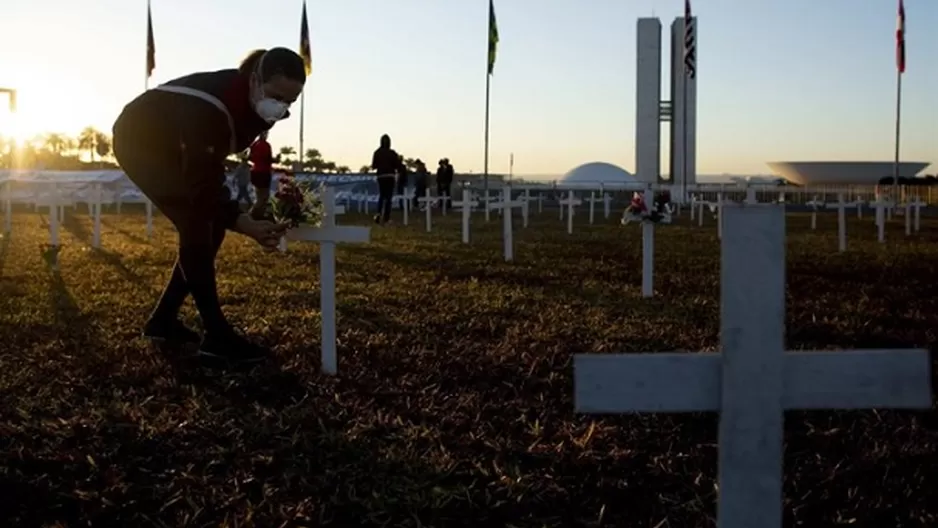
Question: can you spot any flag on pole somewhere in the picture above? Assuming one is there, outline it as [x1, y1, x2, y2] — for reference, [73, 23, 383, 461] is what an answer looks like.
[488, 0, 499, 75]
[684, 0, 696, 79]
[300, 1, 312, 76]
[146, 1, 156, 78]
[896, 0, 906, 73]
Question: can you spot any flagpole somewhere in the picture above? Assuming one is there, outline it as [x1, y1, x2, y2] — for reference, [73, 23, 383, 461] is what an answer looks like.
[145, 0, 151, 91]
[483, 72, 491, 197]
[892, 68, 901, 204]
[299, 92, 305, 171]
[682, 54, 688, 203]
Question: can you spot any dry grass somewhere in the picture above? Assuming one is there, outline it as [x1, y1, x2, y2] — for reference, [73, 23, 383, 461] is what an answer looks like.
[0, 205, 936, 527]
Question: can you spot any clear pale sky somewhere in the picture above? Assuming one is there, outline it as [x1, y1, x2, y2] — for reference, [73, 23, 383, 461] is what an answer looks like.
[1, 0, 935, 177]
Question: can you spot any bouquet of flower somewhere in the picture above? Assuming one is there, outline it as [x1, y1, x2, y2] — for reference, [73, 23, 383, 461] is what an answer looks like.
[270, 173, 324, 229]
[621, 192, 672, 225]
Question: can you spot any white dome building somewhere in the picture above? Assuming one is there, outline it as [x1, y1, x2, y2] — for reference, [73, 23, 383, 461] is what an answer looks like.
[558, 162, 638, 187]
[766, 161, 930, 185]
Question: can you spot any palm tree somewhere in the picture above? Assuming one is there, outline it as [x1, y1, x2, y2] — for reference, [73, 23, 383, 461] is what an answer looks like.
[77, 127, 97, 163]
[94, 132, 110, 160]
[277, 146, 296, 167]
[43, 133, 71, 156]
[336, 165, 350, 174]
[358, 165, 371, 174]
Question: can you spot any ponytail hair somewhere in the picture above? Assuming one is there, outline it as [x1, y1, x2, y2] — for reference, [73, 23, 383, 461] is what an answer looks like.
[238, 49, 267, 75]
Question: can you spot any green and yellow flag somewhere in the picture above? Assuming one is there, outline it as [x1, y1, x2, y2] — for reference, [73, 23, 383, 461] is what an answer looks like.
[488, 0, 499, 75]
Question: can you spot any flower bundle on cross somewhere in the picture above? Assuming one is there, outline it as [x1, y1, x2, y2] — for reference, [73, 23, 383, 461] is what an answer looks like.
[622, 191, 672, 225]
[270, 173, 325, 229]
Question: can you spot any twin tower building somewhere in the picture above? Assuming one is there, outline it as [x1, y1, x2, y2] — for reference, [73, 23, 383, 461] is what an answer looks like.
[635, 17, 697, 191]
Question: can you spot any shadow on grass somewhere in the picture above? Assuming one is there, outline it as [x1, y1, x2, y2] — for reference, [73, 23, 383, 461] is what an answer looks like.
[0, 233, 10, 276]
[0, 386, 465, 527]
[100, 217, 151, 246]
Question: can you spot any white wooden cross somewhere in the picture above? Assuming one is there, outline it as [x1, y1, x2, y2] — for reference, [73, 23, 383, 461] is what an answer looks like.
[393, 190, 411, 226]
[689, 195, 696, 222]
[487, 187, 525, 261]
[519, 189, 533, 228]
[640, 189, 655, 298]
[586, 191, 604, 225]
[603, 193, 612, 219]
[418, 189, 436, 233]
[824, 193, 851, 252]
[480, 191, 498, 222]
[558, 191, 582, 234]
[575, 203, 930, 528]
[805, 195, 823, 230]
[286, 186, 370, 375]
[871, 197, 892, 243]
[744, 187, 757, 205]
[452, 189, 478, 244]
[901, 198, 925, 235]
[537, 192, 544, 214]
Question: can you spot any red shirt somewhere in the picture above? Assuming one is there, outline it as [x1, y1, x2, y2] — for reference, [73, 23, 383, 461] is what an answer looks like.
[250, 139, 273, 173]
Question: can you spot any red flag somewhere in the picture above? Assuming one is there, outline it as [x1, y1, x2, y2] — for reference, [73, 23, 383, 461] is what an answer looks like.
[896, 0, 905, 73]
[146, 1, 156, 78]
[299, 1, 312, 76]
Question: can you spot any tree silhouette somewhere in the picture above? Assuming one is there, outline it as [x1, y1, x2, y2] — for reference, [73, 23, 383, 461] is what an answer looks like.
[43, 133, 72, 156]
[278, 146, 296, 166]
[77, 127, 111, 166]
[358, 165, 371, 174]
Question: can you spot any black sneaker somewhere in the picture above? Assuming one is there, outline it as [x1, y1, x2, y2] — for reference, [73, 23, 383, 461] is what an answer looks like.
[143, 318, 201, 348]
[197, 331, 269, 364]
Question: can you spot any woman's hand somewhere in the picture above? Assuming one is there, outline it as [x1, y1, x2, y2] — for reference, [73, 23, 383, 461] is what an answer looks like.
[234, 214, 291, 251]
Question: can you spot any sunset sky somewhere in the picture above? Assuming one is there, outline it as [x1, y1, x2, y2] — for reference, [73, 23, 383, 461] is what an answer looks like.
[0, 0, 935, 177]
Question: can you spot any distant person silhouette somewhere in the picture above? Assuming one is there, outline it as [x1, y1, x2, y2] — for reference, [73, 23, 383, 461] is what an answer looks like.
[248, 129, 274, 219]
[371, 134, 402, 224]
[437, 158, 454, 209]
[112, 47, 306, 364]
[413, 159, 429, 210]
[233, 157, 253, 207]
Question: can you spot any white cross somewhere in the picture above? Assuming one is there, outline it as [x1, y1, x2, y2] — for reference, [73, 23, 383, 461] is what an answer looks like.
[286, 186, 369, 375]
[871, 197, 892, 243]
[393, 190, 411, 226]
[518, 189, 533, 228]
[585, 191, 604, 225]
[479, 192, 500, 222]
[451, 189, 478, 244]
[641, 189, 655, 298]
[574, 204, 931, 528]
[603, 193, 612, 219]
[744, 187, 757, 204]
[486, 187, 525, 261]
[558, 191, 582, 234]
[901, 198, 925, 235]
[417, 189, 436, 233]
[805, 195, 823, 230]
[537, 192, 544, 214]
[823, 193, 856, 252]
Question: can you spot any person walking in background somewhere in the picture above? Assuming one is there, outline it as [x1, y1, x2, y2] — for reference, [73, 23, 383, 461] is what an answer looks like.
[437, 158, 454, 209]
[395, 155, 409, 210]
[249, 129, 274, 220]
[112, 47, 305, 363]
[233, 157, 253, 208]
[371, 134, 402, 224]
[413, 159, 429, 210]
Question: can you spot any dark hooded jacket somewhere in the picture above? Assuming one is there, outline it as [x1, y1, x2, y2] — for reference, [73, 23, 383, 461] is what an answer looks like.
[371, 134, 402, 176]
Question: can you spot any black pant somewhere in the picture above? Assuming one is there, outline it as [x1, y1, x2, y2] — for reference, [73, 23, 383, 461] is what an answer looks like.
[437, 182, 451, 208]
[236, 184, 252, 206]
[376, 175, 395, 222]
[413, 183, 427, 209]
[112, 131, 232, 336]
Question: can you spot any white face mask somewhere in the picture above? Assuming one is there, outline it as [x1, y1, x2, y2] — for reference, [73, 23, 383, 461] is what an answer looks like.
[254, 97, 288, 123]
[251, 55, 290, 123]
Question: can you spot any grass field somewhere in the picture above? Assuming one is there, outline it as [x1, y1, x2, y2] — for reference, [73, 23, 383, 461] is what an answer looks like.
[1, 205, 936, 527]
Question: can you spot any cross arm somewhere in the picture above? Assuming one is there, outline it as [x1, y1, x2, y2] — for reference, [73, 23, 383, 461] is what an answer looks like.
[287, 225, 370, 244]
[574, 349, 931, 414]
